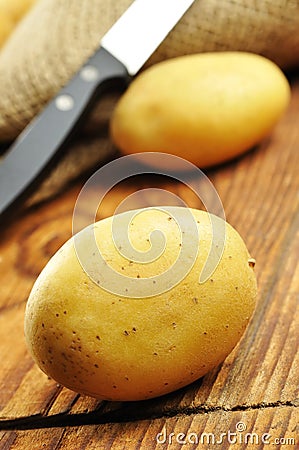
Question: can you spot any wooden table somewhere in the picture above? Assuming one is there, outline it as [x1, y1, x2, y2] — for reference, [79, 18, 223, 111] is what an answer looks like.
[0, 76, 298, 449]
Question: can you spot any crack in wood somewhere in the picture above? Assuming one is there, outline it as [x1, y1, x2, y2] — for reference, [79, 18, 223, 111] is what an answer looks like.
[0, 400, 297, 431]
[173, 400, 298, 417]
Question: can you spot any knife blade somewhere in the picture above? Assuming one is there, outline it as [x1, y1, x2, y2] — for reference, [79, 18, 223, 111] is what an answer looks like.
[0, 0, 195, 221]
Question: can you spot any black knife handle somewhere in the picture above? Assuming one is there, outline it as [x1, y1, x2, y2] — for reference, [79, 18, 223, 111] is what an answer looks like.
[0, 47, 129, 221]
[47, 47, 130, 141]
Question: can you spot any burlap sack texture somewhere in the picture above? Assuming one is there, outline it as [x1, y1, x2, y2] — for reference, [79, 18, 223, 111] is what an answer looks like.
[0, 0, 298, 206]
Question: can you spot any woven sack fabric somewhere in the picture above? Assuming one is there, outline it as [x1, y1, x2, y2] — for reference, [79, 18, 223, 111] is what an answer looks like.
[0, 0, 298, 204]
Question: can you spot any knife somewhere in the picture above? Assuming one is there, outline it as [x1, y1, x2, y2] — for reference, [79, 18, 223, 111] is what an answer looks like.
[0, 0, 195, 221]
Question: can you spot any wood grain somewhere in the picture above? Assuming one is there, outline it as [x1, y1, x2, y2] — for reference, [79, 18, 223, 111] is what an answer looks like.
[0, 77, 298, 449]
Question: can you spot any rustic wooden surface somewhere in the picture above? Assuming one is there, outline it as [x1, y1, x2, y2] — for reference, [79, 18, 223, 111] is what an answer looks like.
[0, 76, 298, 449]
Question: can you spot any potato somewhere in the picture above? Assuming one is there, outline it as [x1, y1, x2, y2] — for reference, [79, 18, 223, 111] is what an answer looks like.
[0, 0, 37, 22]
[24, 207, 257, 401]
[111, 52, 290, 169]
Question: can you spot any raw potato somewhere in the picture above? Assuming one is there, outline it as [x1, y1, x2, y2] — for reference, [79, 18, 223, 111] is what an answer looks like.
[0, 8, 14, 48]
[24, 207, 257, 401]
[111, 52, 291, 169]
[0, 0, 36, 48]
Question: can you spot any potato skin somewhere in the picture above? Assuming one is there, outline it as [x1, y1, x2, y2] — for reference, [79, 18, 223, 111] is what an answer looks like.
[111, 52, 290, 169]
[24, 207, 257, 401]
[0, 0, 36, 48]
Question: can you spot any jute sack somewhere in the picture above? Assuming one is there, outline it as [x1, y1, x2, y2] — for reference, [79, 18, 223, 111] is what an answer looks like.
[0, 0, 298, 205]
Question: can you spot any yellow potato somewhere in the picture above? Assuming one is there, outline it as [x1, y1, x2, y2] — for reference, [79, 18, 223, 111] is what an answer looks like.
[0, 8, 14, 48]
[24, 207, 257, 401]
[0, 0, 37, 22]
[111, 52, 290, 168]
[0, 0, 36, 48]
